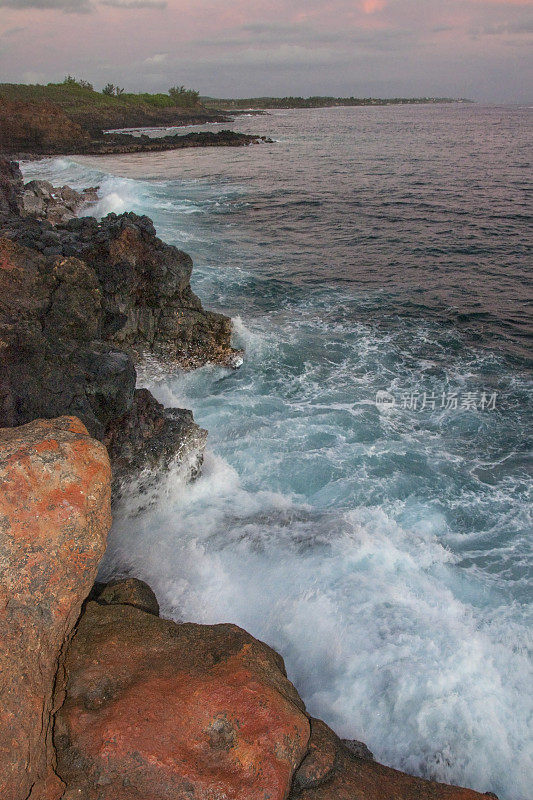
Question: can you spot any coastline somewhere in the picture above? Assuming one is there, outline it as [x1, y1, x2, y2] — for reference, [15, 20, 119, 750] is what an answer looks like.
[0, 94, 271, 160]
[3, 98, 528, 798]
[0, 152, 500, 800]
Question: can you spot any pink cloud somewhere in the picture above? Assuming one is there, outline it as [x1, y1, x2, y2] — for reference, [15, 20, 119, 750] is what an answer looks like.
[362, 0, 387, 13]
[0, 0, 531, 100]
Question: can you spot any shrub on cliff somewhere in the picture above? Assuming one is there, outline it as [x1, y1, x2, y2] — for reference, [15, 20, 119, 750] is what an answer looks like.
[169, 84, 200, 107]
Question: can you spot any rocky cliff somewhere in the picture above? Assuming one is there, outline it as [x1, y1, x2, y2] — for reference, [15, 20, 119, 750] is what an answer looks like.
[0, 159, 237, 484]
[0, 97, 90, 155]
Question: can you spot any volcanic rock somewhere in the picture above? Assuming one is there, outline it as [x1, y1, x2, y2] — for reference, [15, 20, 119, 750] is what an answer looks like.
[94, 577, 160, 616]
[22, 179, 99, 225]
[55, 602, 310, 800]
[103, 387, 207, 489]
[290, 718, 489, 800]
[0, 416, 111, 800]
[0, 237, 136, 439]
[70, 211, 241, 368]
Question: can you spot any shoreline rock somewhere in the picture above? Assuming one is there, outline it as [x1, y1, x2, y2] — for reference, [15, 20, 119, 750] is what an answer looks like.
[0, 158, 238, 487]
[0, 417, 111, 800]
[55, 601, 311, 800]
[51, 573, 491, 800]
[22, 180, 99, 225]
[103, 388, 207, 491]
[0, 96, 271, 158]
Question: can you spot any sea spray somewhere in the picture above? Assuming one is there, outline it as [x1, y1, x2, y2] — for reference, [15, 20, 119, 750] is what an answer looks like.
[22, 105, 533, 798]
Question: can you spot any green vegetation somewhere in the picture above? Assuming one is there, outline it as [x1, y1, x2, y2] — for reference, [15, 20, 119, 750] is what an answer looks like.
[102, 83, 124, 97]
[0, 77, 203, 113]
[169, 85, 200, 107]
[202, 95, 471, 110]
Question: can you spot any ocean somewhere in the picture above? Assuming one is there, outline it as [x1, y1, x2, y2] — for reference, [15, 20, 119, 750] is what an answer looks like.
[22, 103, 532, 799]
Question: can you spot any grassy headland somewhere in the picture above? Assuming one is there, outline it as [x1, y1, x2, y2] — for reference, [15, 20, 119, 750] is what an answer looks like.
[0, 78, 228, 133]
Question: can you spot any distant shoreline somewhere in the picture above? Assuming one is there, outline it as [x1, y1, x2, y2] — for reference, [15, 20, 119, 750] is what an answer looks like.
[203, 96, 474, 111]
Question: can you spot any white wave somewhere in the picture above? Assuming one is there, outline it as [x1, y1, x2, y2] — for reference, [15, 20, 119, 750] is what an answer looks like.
[101, 442, 531, 800]
[22, 154, 532, 800]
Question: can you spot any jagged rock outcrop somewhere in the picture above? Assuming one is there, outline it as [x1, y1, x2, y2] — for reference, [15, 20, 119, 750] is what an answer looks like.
[0, 159, 241, 370]
[0, 236, 136, 439]
[54, 601, 311, 800]
[0, 416, 111, 800]
[0, 236, 207, 485]
[58, 212, 240, 367]
[104, 388, 207, 488]
[0, 159, 235, 483]
[22, 180, 98, 225]
[0, 156, 97, 225]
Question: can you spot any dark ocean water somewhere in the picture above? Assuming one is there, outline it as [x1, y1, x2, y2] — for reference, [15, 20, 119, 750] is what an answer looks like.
[23, 104, 532, 799]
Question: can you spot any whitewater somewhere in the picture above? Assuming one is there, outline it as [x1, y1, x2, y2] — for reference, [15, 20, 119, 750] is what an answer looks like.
[22, 104, 532, 799]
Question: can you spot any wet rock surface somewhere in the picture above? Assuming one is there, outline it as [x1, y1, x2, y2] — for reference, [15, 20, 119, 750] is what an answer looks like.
[103, 388, 207, 489]
[0, 416, 111, 800]
[72, 211, 241, 368]
[289, 718, 487, 800]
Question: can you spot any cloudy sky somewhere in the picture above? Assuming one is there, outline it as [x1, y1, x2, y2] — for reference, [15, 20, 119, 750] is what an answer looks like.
[0, 0, 531, 101]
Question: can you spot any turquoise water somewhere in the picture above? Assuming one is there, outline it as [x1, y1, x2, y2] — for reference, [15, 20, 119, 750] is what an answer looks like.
[23, 105, 532, 798]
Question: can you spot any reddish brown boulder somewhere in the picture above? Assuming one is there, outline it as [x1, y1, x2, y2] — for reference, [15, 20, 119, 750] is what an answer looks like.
[0, 416, 111, 800]
[55, 602, 310, 800]
[290, 719, 489, 800]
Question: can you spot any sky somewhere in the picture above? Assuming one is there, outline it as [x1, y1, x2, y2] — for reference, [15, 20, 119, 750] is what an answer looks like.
[0, 0, 532, 101]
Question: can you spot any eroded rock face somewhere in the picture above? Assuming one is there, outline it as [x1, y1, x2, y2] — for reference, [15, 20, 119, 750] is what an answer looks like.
[0, 224, 212, 484]
[70, 212, 241, 369]
[55, 602, 310, 800]
[0, 416, 111, 800]
[0, 167, 241, 372]
[0, 97, 89, 155]
[0, 158, 24, 216]
[103, 388, 207, 489]
[0, 237, 136, 439]
[290, 718, 488, 800]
